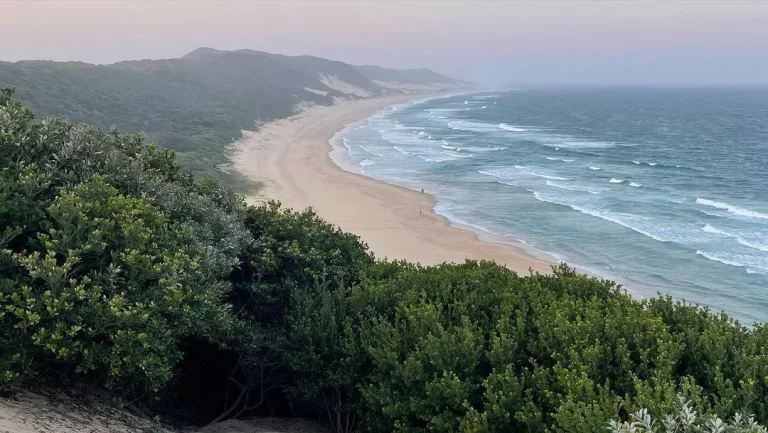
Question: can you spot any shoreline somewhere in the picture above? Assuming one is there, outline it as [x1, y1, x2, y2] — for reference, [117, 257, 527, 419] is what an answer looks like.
[232, 94, 554, 275]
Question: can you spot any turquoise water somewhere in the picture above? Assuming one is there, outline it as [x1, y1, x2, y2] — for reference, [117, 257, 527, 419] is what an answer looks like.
[335, 88, 768, 324]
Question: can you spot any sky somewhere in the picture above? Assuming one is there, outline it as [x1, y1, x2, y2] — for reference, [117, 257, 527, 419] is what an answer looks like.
[2, 0, 768, 86]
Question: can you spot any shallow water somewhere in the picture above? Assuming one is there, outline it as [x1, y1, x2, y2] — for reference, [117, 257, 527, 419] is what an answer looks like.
[336, 88, 768, 324]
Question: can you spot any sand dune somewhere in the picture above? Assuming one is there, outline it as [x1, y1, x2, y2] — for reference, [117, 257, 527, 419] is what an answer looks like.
[0, 390, 330, 433]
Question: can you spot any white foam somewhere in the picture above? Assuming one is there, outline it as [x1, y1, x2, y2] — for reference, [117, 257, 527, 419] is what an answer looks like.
[360, 159, 376, 167]
[648, 162, 658, 166]
[358, 145, 383, 157]
[481, 105, 488, 109]
[702, 224, 768, 253]
[546, 180, 600, 195]
[499, 123, 527, 132]
[697, 250, 745, 268]
[461, 146, 505, 153]
[589, 166, 601, 170]
[696, 198, 768, 221]
[738, 239, 768, 253]
[700, 210, 724, 218]
[464, 100, 469, 104]
[702, 223, 729, 236]
[633, 161, 641, 164]
[426, 107, 464, 114]
[695, 250, 767, 275]
[393, 146, 412, 155]
[442, 150, 473, 159]
[532, 173, 570, 181]
[563, 159, 575, 162]
[448, 120, 497, 132]
[479, 167, 568, 181]
[629, 182, 643, 187]
[541, 140, 617, 149]
[609, 178, 625, 184]
[394, 124, 424, 131]
[545, 156, 560, 161]
[530, 191, 671, 243]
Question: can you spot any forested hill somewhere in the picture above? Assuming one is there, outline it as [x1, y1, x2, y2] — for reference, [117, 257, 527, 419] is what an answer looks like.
[356, 64, 469, 85]
[0, 48, 467, 186]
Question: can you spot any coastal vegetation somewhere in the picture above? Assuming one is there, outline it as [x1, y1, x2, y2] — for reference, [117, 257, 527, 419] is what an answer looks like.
[0, 48, 464, 190]
[2, 88, 768, 433]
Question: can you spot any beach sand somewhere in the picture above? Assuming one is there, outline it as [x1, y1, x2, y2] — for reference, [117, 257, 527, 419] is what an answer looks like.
[232, 95, 553, 275]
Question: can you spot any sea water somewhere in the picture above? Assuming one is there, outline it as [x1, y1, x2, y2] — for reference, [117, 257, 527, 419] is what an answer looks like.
[334, 88, 768, 324]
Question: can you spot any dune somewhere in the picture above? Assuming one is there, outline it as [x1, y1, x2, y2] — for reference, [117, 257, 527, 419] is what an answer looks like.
[0, 390, 331, 433]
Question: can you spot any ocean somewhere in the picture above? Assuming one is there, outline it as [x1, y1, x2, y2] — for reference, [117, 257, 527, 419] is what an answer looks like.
[333, 88, 768, 324]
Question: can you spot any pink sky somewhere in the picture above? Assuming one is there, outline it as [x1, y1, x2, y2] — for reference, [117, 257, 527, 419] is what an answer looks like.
[2, 1, 767, 85]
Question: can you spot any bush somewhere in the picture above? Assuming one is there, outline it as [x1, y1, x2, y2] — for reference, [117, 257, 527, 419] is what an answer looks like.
[289, 262, 768, 433]
[1, 176, 234, 391]
[185, 202, 373, 423]
[0, 88, 249, 394]
[231, 201, 372, 326]
[608, 396, 767, 433]
[3, 88, 768, 433]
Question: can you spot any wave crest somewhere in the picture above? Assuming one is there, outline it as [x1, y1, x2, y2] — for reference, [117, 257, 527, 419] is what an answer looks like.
[696, 198, 768, 220]
[499, 123, 527, 132]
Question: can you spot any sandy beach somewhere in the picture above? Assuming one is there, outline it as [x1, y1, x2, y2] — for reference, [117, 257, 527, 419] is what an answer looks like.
[232, 95, 553, 275]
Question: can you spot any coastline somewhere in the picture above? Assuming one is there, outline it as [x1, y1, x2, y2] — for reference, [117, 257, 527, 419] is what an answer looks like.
[231, 94, 554, 275]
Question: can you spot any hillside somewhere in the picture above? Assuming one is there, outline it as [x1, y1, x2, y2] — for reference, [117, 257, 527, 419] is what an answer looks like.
[356, 64, 468, 85]
[2, 88, 768, 433]
[0, 48, 468, 187]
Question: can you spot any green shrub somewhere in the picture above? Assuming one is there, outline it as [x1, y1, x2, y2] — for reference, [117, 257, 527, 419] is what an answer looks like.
[608, 396, 767, 433]
[188, 202, 373, 423]
[1, 176, 234, 391]
[297, 262, 768, 433]
[231, 201, 372, 326]
[3, 87, 768, 433]
[0, 88, 248, 394]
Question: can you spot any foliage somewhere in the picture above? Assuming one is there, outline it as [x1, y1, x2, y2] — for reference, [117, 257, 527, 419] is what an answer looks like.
[2, 89, 768, 433]
[231, 201, 372, 326]
[0, 87, 249, 393]
[292, 262, 768, 433]
[2, 176, 233, 391]
[190, 202, 374, 425]
[608, 396, 767, 433]
[285, 286, 365, 433]
[0, 49, 376, 185]
[0, 49, 463, 187]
